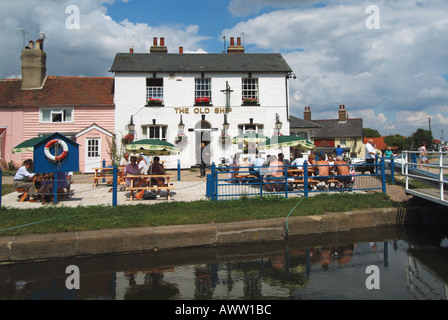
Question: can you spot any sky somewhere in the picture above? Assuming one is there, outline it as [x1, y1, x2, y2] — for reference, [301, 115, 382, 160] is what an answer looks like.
[1, 0, 447, 139]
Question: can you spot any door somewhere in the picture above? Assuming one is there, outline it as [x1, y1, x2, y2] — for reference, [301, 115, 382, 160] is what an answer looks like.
[85, 138, 101, 173]
[195, 121, 211, 165]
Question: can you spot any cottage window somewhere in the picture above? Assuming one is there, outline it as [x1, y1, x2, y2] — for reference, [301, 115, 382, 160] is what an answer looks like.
[40, 108, 73, 123]
[195, 78, 211, 103]
[142, 125, 167, 141]
[242, 78, 259, 101]
[146, 78, 164, 102]
[295, 132, 308, 140]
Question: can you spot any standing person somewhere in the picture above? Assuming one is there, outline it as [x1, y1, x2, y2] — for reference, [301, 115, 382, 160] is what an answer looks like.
[384, 146, 393, 158]
[120, 152, 130, 166]
[13, 159, 37, 200]
[365, 139, 376, 174]
[334, 145, 344, 157]
[418, 141, 429, 169]
[200, 142, 210, 178]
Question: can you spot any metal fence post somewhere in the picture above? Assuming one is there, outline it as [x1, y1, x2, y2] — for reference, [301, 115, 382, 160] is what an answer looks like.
[390, 157, 395, 184]
[102, 158, 106, 183]
[284, 165, 288, 198]
[211, 162, 217, 201]
[112, 165, 117, 207]
[304, 161, 309, 197]
[381, 158, 386, 194]
[177, 159, 181, 181]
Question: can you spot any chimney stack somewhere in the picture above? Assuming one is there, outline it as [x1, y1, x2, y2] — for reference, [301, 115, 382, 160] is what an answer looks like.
[179, 46, 183, 54]
[304, 106, 312, 121]
[227, 36, 245, 54]
[150, 37, 168, 53]
[129, 45, 134, 53]
[21, 37, 46, 90]
[338, 104, 347, 122]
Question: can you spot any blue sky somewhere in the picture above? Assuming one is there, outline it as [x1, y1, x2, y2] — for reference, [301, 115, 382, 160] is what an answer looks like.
[1, 0, 448, 139]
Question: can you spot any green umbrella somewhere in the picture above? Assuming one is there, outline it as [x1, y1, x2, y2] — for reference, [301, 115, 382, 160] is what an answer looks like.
[259, 135, 316, 150]
[12, 137, 46, 154]
[232, 133, 270, 144]
[125, 139, 181, 155]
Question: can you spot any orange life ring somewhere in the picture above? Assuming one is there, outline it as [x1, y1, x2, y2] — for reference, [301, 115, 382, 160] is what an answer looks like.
[44, 139, 68, 162]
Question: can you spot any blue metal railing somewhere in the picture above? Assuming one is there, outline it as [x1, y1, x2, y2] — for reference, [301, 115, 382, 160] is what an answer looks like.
[207, 158, 387, 201]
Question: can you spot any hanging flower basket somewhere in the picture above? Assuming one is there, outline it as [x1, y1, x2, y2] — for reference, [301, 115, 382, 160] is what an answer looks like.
[242, 97, 259, 106]
[219, 134, 231, 144]
[122, 133, 134, 145]
[175, 133, 188, 147]
[195, 97, 211, 106]
[147, 98, 163, 106]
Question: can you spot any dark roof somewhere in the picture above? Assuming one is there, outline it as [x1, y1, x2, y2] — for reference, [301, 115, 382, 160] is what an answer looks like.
[0, 76, 114, 107]
[310, 119, 363, 139]
[289, 115, 320, 129]
[110, 53, 293, 73]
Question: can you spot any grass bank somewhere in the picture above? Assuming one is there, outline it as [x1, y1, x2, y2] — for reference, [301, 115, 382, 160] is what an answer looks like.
[0, 192, 400, 236]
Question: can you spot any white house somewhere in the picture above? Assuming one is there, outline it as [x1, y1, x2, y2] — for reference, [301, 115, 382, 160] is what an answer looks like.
[110, 37, 294, 169]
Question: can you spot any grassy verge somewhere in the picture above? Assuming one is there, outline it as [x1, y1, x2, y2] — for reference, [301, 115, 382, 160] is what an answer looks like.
[0, 192, 400, 236]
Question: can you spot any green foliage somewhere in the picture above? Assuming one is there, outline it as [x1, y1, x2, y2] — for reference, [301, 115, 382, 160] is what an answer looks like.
[408, 128, 433, 150]
[384, 134, 409, 151]
[363, 128, 381, 138]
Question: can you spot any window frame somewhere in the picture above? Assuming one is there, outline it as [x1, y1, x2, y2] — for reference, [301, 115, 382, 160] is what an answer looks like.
[242, 78, 259, 105]
[194, 78, 212, 104]
[40, 108, 74, 123]
[146, 78, 164, 103]
[141, 125, 168, 141]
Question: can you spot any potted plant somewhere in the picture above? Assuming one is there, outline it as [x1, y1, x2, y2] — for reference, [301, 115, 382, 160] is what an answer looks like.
[122, 133, 134, 145]
[242, 97, 259, 106]
[195, 97, 211, 106]
[147, 98, 163, 106]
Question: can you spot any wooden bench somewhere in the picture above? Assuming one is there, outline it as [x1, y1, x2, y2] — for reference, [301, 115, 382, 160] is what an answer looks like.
[14, 188, 29, 202]
[235, 174, 257, 183]
[126, 184, 175, 201]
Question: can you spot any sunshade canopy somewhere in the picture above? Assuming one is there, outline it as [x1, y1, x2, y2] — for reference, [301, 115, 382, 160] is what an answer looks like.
[125, 139, 180, 155]
[259, 135, 316, 150]
[232, 133, 270, 144]
[12, 137, 46, 154]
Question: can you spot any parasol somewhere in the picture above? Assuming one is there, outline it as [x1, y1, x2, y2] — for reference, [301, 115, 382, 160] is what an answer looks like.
[125, 139, 181, 156]
[12, 137, 46, 154]
[259, 136, 316, 150]
[232, 133, 270, 144]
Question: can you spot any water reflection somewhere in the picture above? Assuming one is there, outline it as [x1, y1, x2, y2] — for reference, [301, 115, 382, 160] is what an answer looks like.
[1, 225, 447, 300]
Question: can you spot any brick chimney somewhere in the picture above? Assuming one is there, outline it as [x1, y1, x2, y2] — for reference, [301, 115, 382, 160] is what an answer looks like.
[338, 105, 347, 122]
[150, 37, 168, 53]
[21, 37, 46, 90]
[227, 36, 245, 54]
[304, 106, 312, 121]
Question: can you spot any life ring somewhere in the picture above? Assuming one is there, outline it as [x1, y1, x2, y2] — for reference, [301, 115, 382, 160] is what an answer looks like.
[44, 139, 68, 162]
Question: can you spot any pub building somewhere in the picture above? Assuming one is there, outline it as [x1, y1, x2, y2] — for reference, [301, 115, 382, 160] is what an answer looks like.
[110, 37, 294, 169]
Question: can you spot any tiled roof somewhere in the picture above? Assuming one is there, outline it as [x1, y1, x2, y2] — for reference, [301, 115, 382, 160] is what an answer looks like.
[363, 137, 398, 150]
[310, 118, 363, 139]
[0, 76, 114, 107]
[110, 53, 292, 73]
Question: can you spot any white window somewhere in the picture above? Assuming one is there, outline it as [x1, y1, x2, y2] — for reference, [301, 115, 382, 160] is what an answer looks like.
[40, 108, 73, 123]
[242, 78, 259, 101]
[339, 139, 347, 147]
[146, 78, 164, 102]
[296, 132, 308, 140]
[195, 78, 212, 103]
[238, 124, 264, 134]
[142, 125, 167, 141]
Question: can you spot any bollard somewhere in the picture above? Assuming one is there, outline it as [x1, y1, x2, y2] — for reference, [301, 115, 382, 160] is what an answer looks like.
[304, 162, 309, 197]
[102, 159, 106, 183]
[381, 158, 386, 194]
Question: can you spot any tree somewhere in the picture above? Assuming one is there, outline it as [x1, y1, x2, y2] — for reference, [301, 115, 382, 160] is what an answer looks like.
[384, 134, 409, 151]
[408, 128, 433, 150]
[363, 128, 381, 138]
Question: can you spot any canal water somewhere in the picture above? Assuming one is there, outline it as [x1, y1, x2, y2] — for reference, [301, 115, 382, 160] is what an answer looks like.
[1, 225, 447, 300]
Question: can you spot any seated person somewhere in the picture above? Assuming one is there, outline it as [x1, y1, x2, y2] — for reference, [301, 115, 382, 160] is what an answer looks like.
[291, 153, 305, 169]
[13, 159, 37, 200]
[278, 153, 291, 166]
[266, 155, 284, 191]
[137, 155, 149, 174]
[332, 155, 352, 188]
[38, 172, 69, 203]
[237, 156, 251, 178]
[124, 156, 141, 186]
[315, 158, 330, 187]
[147, 156, 166, 198]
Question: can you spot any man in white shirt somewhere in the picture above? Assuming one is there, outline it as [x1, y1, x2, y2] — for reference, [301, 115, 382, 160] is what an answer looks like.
[291, 153, 305, 169]
[137, 155, 148, 174]
[365, 139, 376, 174]
[13, 159, 37, 199]
[252, 153, 265, 177]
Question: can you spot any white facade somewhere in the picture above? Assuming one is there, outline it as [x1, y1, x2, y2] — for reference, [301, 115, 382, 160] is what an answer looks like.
[113, 57, 292, 169]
